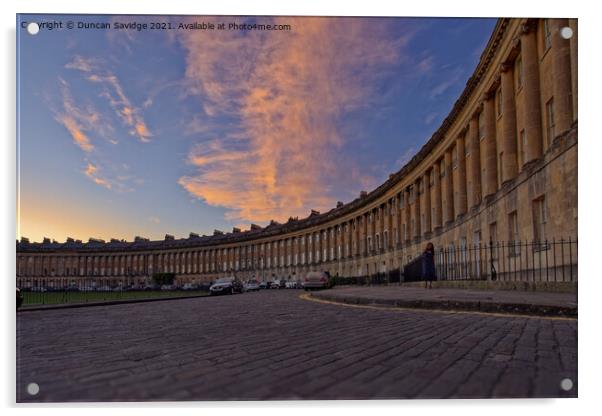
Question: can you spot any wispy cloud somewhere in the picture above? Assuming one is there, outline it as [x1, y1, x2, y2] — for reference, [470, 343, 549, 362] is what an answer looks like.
[84, 162, 112, 190]
[64, 55, 96, 72]
[417, 54, 435, 73]
[394, 146, 416, 169]
[54, 78, 104, 152]
[66, 56, 152, 143]
[424, 111, 440, 125]
[177, 17, 411, 225]
[429, 66, 464, 99]
[50, 57, 150, 192]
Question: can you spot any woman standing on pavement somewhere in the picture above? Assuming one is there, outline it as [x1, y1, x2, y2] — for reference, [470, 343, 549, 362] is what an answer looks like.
[422, 242, 436, 289]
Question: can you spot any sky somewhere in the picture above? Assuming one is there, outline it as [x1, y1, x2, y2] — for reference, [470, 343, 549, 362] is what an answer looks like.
[16, 14, 496, 243]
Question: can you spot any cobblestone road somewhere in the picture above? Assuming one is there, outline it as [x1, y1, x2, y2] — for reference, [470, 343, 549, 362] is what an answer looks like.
[16, 290, 577, 401]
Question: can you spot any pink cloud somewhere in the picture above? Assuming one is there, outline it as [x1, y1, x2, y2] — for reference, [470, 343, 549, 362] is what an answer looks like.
[84, 163, 112, 190]
[177, 17, 410, 225]
[66, 56, 152, 143]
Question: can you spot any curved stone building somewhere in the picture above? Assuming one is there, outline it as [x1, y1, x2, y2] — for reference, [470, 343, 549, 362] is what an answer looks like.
[17, 18, 578, 287]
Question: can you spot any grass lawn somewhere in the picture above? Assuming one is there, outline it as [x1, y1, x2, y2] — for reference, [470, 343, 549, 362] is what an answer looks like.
[21, 290, 208, 306]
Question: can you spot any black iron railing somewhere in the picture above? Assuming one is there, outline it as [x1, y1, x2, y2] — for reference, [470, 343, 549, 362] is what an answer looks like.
[16, 277, 210, 307]
[432, 238, 577, 282]
[330, 238, 577, 285]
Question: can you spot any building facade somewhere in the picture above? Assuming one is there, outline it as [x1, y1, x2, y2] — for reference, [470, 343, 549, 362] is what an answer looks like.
[17, 18, 578, 287]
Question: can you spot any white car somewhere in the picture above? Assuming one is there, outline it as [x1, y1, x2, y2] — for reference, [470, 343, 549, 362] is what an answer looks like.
[270, 280, 281, 289]
[182, 283, 197, 291]
[285, 281, 298, 289]
[244, 279, 260, 292]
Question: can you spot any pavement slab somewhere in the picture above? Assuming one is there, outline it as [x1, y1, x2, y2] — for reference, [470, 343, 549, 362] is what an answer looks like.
[310, 286, 577, 317]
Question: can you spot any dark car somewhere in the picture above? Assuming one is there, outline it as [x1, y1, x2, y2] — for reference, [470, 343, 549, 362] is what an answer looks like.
[209, 277, 244, 295]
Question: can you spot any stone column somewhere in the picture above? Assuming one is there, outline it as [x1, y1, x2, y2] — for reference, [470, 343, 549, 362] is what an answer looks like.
[432, 163, 442, 229]
[413, 180, 421, 238]
[362, 213, 368, 257]
[550, 18, 574, 135]
[469, 113, 481, 207]
[500, 62, 518, 182]
[396, 194, 403, 246]
[423, 171, 432, 235]
[456, 134, 468, 216]
[569, 19, 577, 122]
[347, 221, 353, 257]
[339, 224, 344, 259]
[386, 202, 392, 249]
[483, 92, 498, 198]
[380, 206, 386, 250]
[521, 20, 543, 163]
[444, 149, 454, 223]
[404, 188, 411, 241]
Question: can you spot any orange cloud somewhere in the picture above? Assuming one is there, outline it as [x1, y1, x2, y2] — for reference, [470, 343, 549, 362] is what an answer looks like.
[178, 17, 408, 225]
[57, 115, 94, 152]
[64, 55, 96, 72]
[55, 78, 102, 152]
[68, 57, 152, 143]
[84, 163, 112, 190]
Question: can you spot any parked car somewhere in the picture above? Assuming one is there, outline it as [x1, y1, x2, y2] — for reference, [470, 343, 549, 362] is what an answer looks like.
[209, 277, 244, 295]
[303, 271, 332, 290]
[160, 284, 174, 291]
[182, 283, 198, 291]
[285, 280, 298, 289]
[244, 279, 260, 292]
[270, 280, 281, 289]
[16, 288, 23, 310]
[259, 281, 268, 290]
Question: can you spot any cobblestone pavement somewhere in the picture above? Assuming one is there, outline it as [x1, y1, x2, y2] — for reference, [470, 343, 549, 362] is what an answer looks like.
[16, 290, 577, 402]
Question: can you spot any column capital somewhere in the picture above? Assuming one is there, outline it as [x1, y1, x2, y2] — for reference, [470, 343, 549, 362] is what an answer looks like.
[470, 104, 482, 119]
[481, 90, 495, 102]
[510, 36, 521, 53]
[500, 62, 513, 73]
[520, 18, 538, 35]
[490, 76, 501, 92]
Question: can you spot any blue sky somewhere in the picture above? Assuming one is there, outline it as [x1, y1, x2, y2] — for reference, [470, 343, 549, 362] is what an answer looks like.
[17, 14, 495, 242]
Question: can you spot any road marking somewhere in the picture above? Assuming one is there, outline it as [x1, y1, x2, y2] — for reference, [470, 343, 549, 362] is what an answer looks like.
[299, 293, 577, 321]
